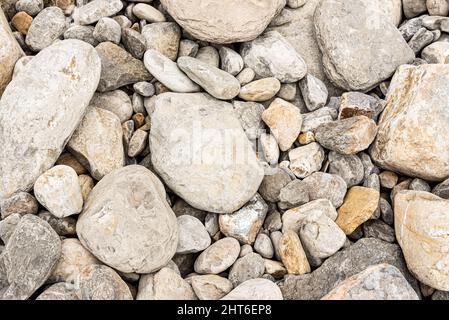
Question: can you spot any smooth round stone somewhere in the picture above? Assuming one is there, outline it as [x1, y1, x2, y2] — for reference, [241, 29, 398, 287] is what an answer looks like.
[221, 278, 283, 300]
[92, 17, 121, 44]
[228, 253, 265, 287]
[25, 6, 66, 51]
[219, 47, 244, 76]
[190, 275, 233, 300]
[160, 0, 285, 44]
[176, 215, 211, 254]
[0, 39, 101, 201]
[194, 237, 240, 274]
[36, 283, 79, 300]
[239, 78, 281, 102]
[89, 90, 133, 123]
[34, 165, 83, 218]
[77, 165, 179, 274]
[132, 3, 166, 23]
[75, 0, 123, 25]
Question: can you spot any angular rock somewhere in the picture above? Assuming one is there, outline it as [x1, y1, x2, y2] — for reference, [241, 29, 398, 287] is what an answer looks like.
[160, 0, 285, 44]
[302, 172, 347, 208]
[63, 25, 97, 47]
[92, 17, 121, 44]
[36, 282, 79, 300]
[150, 93, 264, 213]
[233, 101, 265, 140]
[279, 230, 311, 275]
[25, 7, 66, 52]
[0, 192, 38, 219]
[77, 165, 179, 274]
[228, 253, 265, 287]
[38, 211, 77, 237]
[258, 168, 292, 203]
[422, 41, 449, 63]
[190, 275, 233, 300]
[176, 215, 211, 254]
[371, 64, 449, 181]
[363, 219, 396, 243]
[219, 47, 244, 76]
[259, 133, 280, 165]
[299, 74, 328, 111]
[67, 107, 124, 181]
[288, 143, 325, 179]
[301, 107, 337, 132]
[328, 152, 364, 188]
[278, 179, 310, 210]
[141, 22, 180, 61]
[194, 237, 240, 274]
[338, 92, 383, 120]
[121, 27, 146, 59]
[0, 40, 101, 200]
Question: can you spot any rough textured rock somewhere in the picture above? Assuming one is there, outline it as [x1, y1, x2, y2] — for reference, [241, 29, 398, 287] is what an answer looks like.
[322, 264, 419, 300]
[89, 90, 133, 123]
[38, 211, 77, 237]
[96, 42, 151, 92]
[141, 22, 180, 61]
[288, 143, 325, 179]
[0, 192, 38, 219]
[176, 215, 211, 254]
[302, 172, 348, 208]
[25, 7, 66, 52]
[371, 64, 449, 181]
[395, 191, 449, 291]
[241, 31, 307, 83]
[279, 230, 311, 275]
[258, 168, 292, 203]
[74, 0, 123, 25]
[190, 275, 233, 300]
[36, 282, 79, 300]
[150, 93, 264, 214]
[279, 238, 420, 300]
[228, 253, 265, 287]
[2, 215, 61, 300]
[0, 40, 101, 201]
[314, 0, 414, 91]
[221, 278, 283, 300]
[77, 165, 179, 274]
[194, 237, 240, 274]
[239, 78, 281, 102]
[233, 101, 265, 141]
[328, 152, 364, 188]
[67, 107, 124, 181]
[0, 8, 24, 96]
[160, 0, 286, 44]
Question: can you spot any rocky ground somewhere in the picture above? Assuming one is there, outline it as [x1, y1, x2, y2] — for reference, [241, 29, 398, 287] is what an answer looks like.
[0, 0, 448, 301]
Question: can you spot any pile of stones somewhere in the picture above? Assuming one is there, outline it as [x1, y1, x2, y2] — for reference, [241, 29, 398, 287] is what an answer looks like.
[0, 0, 449, 300]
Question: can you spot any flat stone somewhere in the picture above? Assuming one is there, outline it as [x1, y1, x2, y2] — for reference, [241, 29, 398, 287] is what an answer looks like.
[315, 116, 378, 155]
[228, 252, 265, 287]
[322, 264, 419, 300]
[2, 215, 61, 300]
[239, 78, 281, 102]
[336, 186, 380, 235]
[395, 191, 449, 291]
[96, 42, 151, 92]
[34, 165, 83, 218]
[141, 22, 180, 61]
[176, 215, 211, 254]
[150, 93, 264, 213]
[67, 107, 124, 181]
[74, 0, 123, 25]
[219, 193, 268, 245]
[132, 3, 165, 23]
[77, 165, 179, 274]
[0, 40, 101, 200]
[301, 107, 337, 132]
[371, 64, 449, 181]
[314, 0, 414, 91]
[288, 143, 325, 179]
[233, 101, 265, 140]
[190, 275, 233, 300]
[25, 7, 66, 51]
[0, 192, 38, 219]
[143, 49, 200, 93]
[241, 31, 307, 83]
[194, 237, 240, 274]
[279, 230, 311, 275]
[177, 56, 241, 100]
[160, 0, 285, 44]
[89, 90, 133, 123]
[403, 0, 428, 18]
[302, 172, 348, 208]
[221, 278, 283, 300]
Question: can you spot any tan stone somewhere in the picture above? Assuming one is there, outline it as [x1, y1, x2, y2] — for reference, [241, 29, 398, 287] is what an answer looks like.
[56, 152, 87, 175]
[379, 171, 398, 189]
[264, 259, 287, 279]
[336, 186, 380, 235]
[239, 78, 281, 102]
[279, 230, 310, 275]
[11, 11, 32, 35]
[78, 174, 94, 202]
[395, 190, 449, 291]
[262, 98, 303, 151]
[298, 132, 315, 145]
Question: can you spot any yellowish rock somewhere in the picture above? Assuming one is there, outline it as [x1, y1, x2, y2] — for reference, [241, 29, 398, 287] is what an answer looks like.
[78, 174, 94, 202]
[336, 186, 380, 235]
[279, 230, 310, 275]
[395, 190, 449, 291]
[262, 98, 303, 151]
[298, 132, 315, 145]
[56, 152, 87, 175]
[11, 11, 32, 35]
[239, 77, 281, 102]
[264, 259, 287, 279]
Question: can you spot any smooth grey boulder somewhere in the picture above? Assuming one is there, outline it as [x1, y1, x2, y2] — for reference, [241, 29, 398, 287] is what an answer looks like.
[77, 165, 179, 274]
[150, 93, 264, 214]
[0, 39, 101, 201]
[314, 0, 415, 91]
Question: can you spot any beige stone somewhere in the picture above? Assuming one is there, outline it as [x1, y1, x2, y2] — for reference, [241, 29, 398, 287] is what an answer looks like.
[336, 186, 380, 235]
[78, 174, 94, 202]
[395, 190, 449, 291]
[379, 171, 398, 189]
[279, 230, 310, 275]
[239, 78, 281, 102]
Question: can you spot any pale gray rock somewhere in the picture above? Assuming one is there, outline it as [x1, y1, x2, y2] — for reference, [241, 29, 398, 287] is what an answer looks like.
[90, 90, 133, 123]
[177, 56, 241, 100]
[288, 143, 325, 179]
[190, 275, 233, 300]
[408, 27, 435, 54]
[172, 199, 207, 222]
[34, 165, 83, 218]
[371, 64, 449, 181]
[254, 233, 274, 259]
[74, 0, 123, 25]
[176, 215, 211, 254]
[0, 40, 101, 201]
[219, 47, 244, 76]
[278, 179, 310, 210]
[259, 133, 280, 165]
[196, 46, 220, 68]
[134, 82, 155, 97]
[264, 210, 282, 232]
[178, 39, 198, 58]
[302, 172, 348, 208]
[328, 152, 364, 188]
[2, 215, 61, 300]
[0, 192, 38, 219]
[144, 49, 200, 93]
[422, 41, 449, 63]
[219, 194, 268, 245]
[150, 93, 264, 214]
[241, 31, 307, 83]
[338, 92, 384, 120]
[399, 16, 426, 41]
[277, 83, 297, 101]
[92, 17, 121, 44]
[427, 0, 449, 15]
[142, 22, 180, 61]
[322, 264, 419, 300]
[96, 41, 151, 92]
[67, 107, 124, 181]
[240, 244, 253, 257]
[314, 0, 415, 91]
[236, 67, 256, 86]
[63, 25, 97, 47]
[232, 101, 265, 140]
[160, 0, 286, 44]
[122, 27, 146, 59]
[133, 3, 165, 23]
[403, 0, 428, 18]
[204, 213, 219, 237]
[194, 237, 240, 274]
[36, 283, 79, 300]
[127, 129, 148, 158]
[77, 165, 179, 274]
[25, 7, 66, 52]
[78, 265, 132, 300]
[301, 107, 337, 132]
[228, 253, 265, 287]
[299, 74, 328, 111]
[15, 0, 43, 16]
[221, 278, 283, 300]
[258, 167, 292, 203]
[0, 213, 20, 244]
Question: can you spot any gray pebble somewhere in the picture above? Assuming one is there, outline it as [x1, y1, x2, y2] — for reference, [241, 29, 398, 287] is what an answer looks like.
[228, 253, 265, 287]
[254, 233, 274, 259]
[122, 27, 147, 59]
[26, 7, 67, 52]
[93, 17, 121, 44]
[328, 151, 364, 188]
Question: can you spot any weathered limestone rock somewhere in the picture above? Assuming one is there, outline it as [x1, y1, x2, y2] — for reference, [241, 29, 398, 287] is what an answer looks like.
[194, 237, 240, 275]
[221, 278, 283, 300]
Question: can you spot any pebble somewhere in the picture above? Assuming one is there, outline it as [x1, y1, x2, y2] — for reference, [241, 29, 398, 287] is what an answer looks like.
[0, 192, 38, 219]
[259, 133, 280, 165]
[262, 98, 303, 151]
[25, 7, 66, 51]
[299, 74, 328, 111]
[258, 167, 292, 203]
[90, 90, 133, 123]
[194, 237, 240, 275]
[132, 3, 165, 23]
[38, 211, 77, 236]
[178, 39, 198, 57]
[142, 22, 180, 61]
[239, 77, 281, 102]
[363, 219, 396, 243]
[67, 107, 124, 181]
[78, 174, 94, 202]
[196, 46, 220, 67]
[236, 68, 256, 86]
[11, 11, 32, 35]
[254, 233, 274, 259]
[77, 165, 179, 274]
[288, 142, 325, 179]
[279, 230, 311, 275]
[379, 171, 399, 189]
[190, 275, 233, 300]
[338, 92, 383, 120]
[15, 0, 43, 16]
[328, 152, 364, 188]
[121, 27, 146, 59]
[219, 194, 268, 245]
[92, 17, 121, 44]
[36, 283, 79, 300]
[177, 56, 241, 100]
[63, 25, 97, 47]
[221, 278, 283, 300]
[278, 179, 310, 210]
[264, 259, 287, 279]
[301, 107, 337, 132]
[219, 47, 244, 76]
[75, 0, 123, 25]
[176, 215, 211, 254]
[0, 214, 21, 244]
[241, 31, 307, 83]
[34, 165, 83, 218]
[233, 101, 265, 140]
[56, 152, 87, 175]
[422, 41, 449, 63]
[228, 253, 265, 287]
[301, 172, 348, 208]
